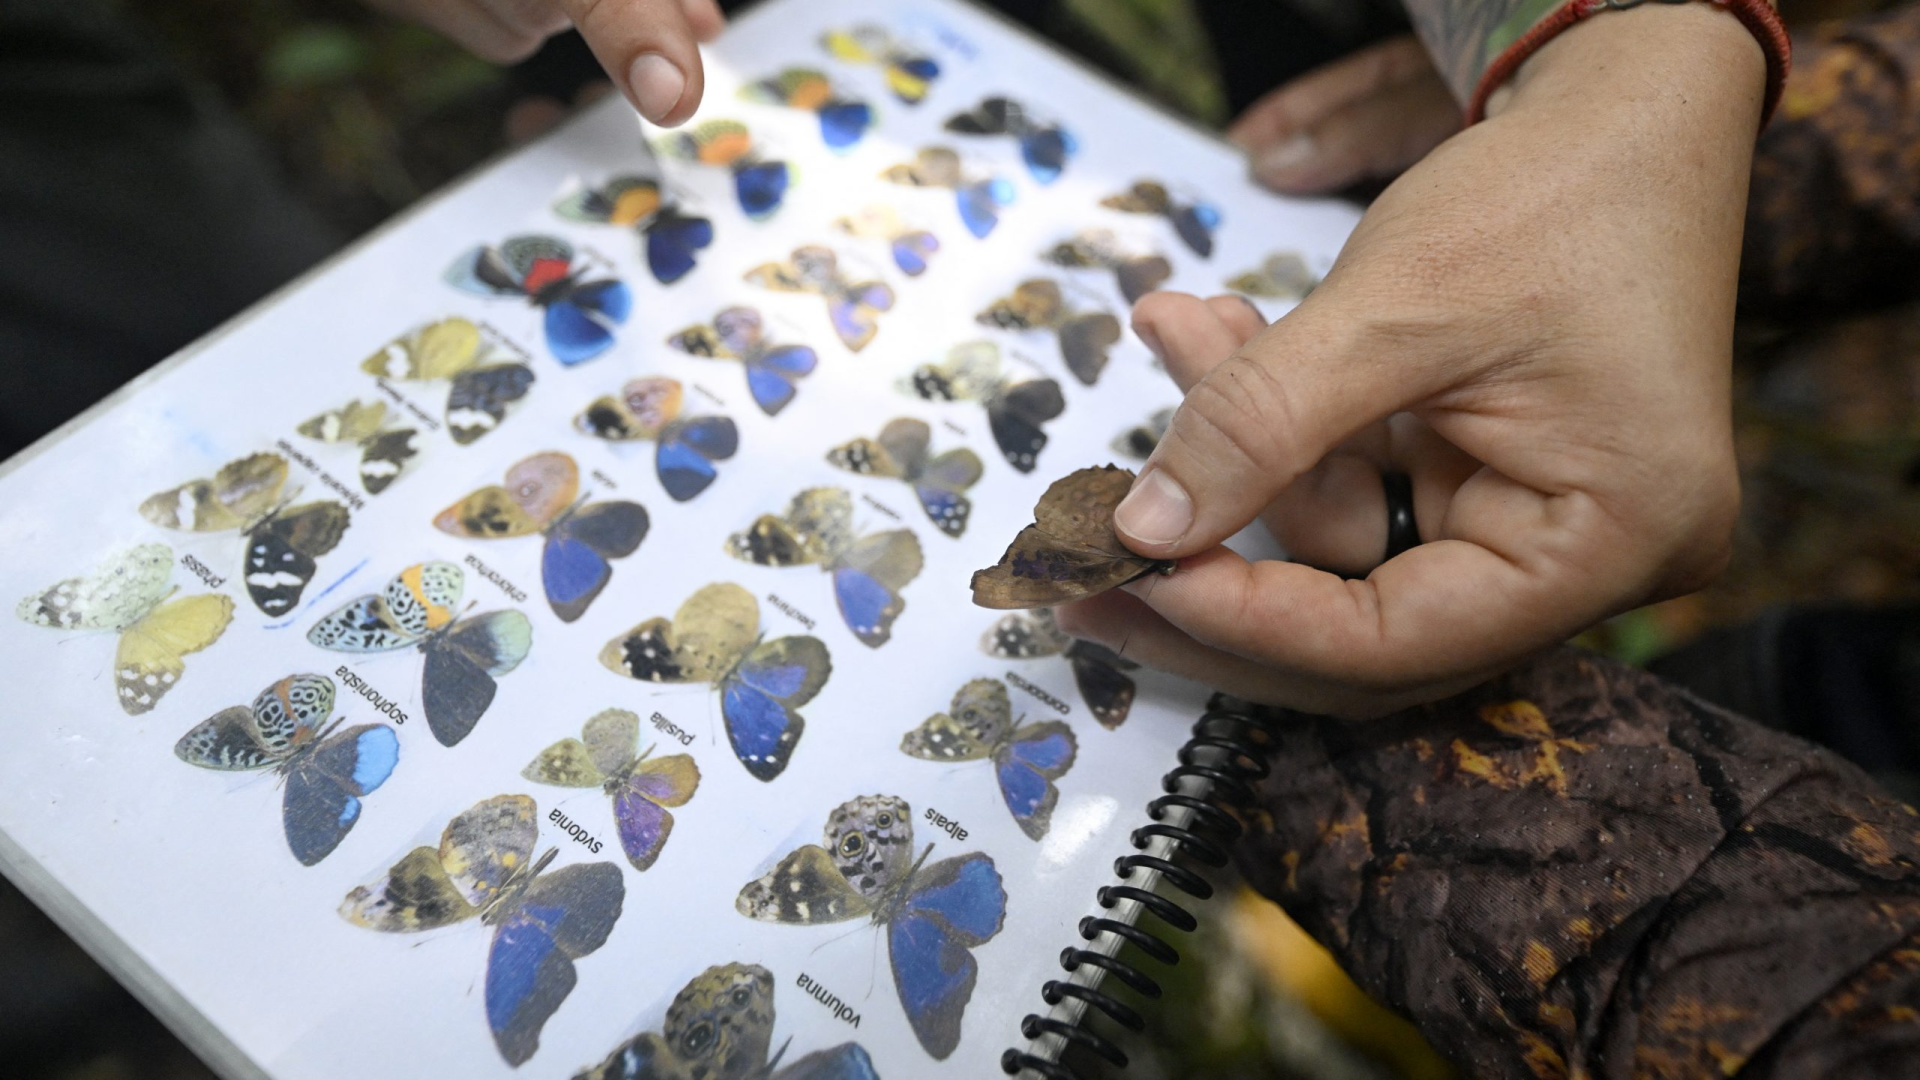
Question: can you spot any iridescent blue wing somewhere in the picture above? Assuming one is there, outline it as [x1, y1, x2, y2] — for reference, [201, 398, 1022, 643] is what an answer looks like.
[954, 178, 1015, 239]
[486, 862, 624, 1066]
[993, 720, 1076, 841]
[888, 853, 1006, 1059]
[544, 280, 632, 366]
[283, 724, 399, 865]
[817, 100, 874, 150]
[890, 231, 938, 277]
[1173, 202, 1220, 258]
[643, 209, 714, 285]
[827, 283, 894, 353]
[543, 502, 649, 623]
[734, 161, 791, 220]
[656, 416, 739, 502]
[774, 1042, 881, 1080]
[1020, 126, 1075, 184]
[832, 530, 921, 648]
[720, 635, 830, 781]
[743, 344, 818, 416]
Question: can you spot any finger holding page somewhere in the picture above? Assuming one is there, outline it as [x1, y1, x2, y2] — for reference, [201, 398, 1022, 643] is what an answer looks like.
[561, 0, 713, 125]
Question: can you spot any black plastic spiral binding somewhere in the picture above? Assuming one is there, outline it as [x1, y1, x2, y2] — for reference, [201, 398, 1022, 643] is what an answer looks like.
[1001, 696, 1276, 1079]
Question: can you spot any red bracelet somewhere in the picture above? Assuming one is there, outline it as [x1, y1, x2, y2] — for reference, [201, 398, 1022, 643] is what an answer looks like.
[1467, 0, 1791, 126]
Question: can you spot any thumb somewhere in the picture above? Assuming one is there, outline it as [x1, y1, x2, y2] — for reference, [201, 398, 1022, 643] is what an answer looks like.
[1113, 300, 1434, 558]
[563, 0, 708, 126]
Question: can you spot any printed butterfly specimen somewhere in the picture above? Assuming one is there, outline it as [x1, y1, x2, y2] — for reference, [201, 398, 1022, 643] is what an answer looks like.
[743, 246, 894, 353]
[307, 561, 532, 747]
[739, 68, 874, 151]
[432, 452, 649, 623]
[725, 487, 923, 648]
[523, 709, 697, 872]
[827, 418, 981, 538]
[340, 794, 623, 1066]
[1044, 228, 1172, 304]
[554, 175, 714, 285]
[902, 678, 1076, 840]
[944, 95, 1077, 183]
[898, 341, 1064, 473]
[573, 962, 879, 1080]
[976, 278, 1123, 386]
[575, 377, 739, 502]
[599, 582, 830, 782]
[175, 673, 399, 865]
[972, 465, 1175, 609]
[360, 317, 535, 445]
[139, 452, 350, 616]
[296, 398, 420, 494]
[980, 607, 1140, 729]
[1112, 406, 1174, 460]
[667, 307, 818, 417]
[822, 22, 941, 104]
[1227, 251, 1319, 301]
[17, 543, 233, 715]
[880, 146, 1015, 239]
[736, 794, 1005, 1060]
[1102, 179, 1222, 258]
[445, 235, 632, 366]
[834, 204, 939, 277]
[655, 119, 791, 220]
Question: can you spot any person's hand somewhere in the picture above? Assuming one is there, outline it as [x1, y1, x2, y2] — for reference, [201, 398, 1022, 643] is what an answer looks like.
[1054, 4, 1764, 717]
[1228, 35, 1460, 195]
[364, 0, 724, 125]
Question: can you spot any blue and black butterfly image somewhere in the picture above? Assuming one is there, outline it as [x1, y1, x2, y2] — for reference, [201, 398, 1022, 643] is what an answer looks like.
[901, 678, 1076, 841]
[576, 377, 738, 502]
[898, 341, 1065, 474]
[655, 119, 791, 221]
[445, 235, 632, 365]
[743, 246, 894, 354]
[573, 961, 879, 1080]
[432, 451, 649, 623]
[668, 306, 819, 416]
[880, 146, 1015, 239]
[553, 175, 714, 285]
[599, 582, 831, 783]
[737, 794, 1006, 1060]
[827, 418, 981, 538]
[822, 23, 941, 105]
[834, 204, 939, 277]
[739, 68, 874, 151]
[980, 607, 1141, 729]
[341, 794, 624, 1066]
[174, 673, 398, 865]
[944, 96, 1077, 184]
[726, 487, 923, 649]
[1102, 179, 1222, 258]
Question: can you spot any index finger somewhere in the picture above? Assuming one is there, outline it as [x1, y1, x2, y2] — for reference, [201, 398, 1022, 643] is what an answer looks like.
[563, 0, 707, 125]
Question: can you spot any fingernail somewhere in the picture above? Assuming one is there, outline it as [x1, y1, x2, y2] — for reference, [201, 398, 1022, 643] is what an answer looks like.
[628, 53, 686, 124]
[1135, 323, 1166, 362]
[1234, 294, 1267, 323]
[1114, 469, 1192, 546]
[1254, 134, 1315, 178]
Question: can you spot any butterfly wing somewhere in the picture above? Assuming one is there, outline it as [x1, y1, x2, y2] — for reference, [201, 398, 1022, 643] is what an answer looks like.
[487, 862, 624, 1066]
[733, 161, 791, 220]
[1068, 640, 1138, 729]
[735, 844, 871, 923]
[890, 231, 938, 277]
[358, 429, 419, 494]
[445, 244, 530, 297]
[986, 377, 1065, 473]
[643, 208, 714, 285]
[899, 678, 1003, 762]
[1173, 202, 1220, 258]
[615, 754, 699, 870]
[656, 416, 738, 502]
[817, 100, 875, 150]
[441, 793, 540, 907]
[420, 610, 533, 746]
[1057, 312, 1121, 387]
[1115, 256, 1172, 304]
[1020, 126, 1075, 184]
[978, 609, 1070, 659]
[953, 179, 1007, 239]
[944, 96, 1016, 134]
[307, 561, 459, 653]
[832, 530, 922, 647]
[447, 363, 536, 445]
[283, 724, 399, 865]
[115, 593, 233, 714]
[889, 853, 1007, 1059]
[742, 344, 817, 417]
[599, 582, 759, 685]
[297, 399, 387, 443]
[828, 282, 894, 353]
[914, 448, 983, 538]
[870, 417, 930, 478]
[545, 280, 632, 366]
[339, 846, 480, 932]
[244, 501, 350, 615]
[139, 452, 288, 531]
[363, 317, 482, 381]
[583, 707, 641, 777]
[544, 501, 649, 622]
[521, 737, 606, 788]
[994, 721, 1076, 840]
[721, 635, 830, 780]
[18, 543, 173, 631]
[774, 1043, 881, 1080]
[176, 673, 334, 769]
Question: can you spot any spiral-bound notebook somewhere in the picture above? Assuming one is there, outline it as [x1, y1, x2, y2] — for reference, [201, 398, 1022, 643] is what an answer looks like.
[0, 1, 1359, 1076]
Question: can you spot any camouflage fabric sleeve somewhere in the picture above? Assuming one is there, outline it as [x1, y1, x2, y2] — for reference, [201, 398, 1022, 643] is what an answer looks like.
[1235, 647, 1920, 1079]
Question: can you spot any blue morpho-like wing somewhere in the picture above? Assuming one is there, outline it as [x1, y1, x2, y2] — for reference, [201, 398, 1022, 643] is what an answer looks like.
[734, 161, 791, 220]
[897, 56, 940, 83]
[643, 210, 714, 285]
[890, 232, 938, 277]
[743, 344, 819, 416]
[485, 862, 624, 1066]
[1172, 202, 1222, 259]
[817, 100, 874, 151]
[828, 284, 894, 352]
[954, 178, 1015, 239]
[1020, 127, 1077, 184]
[719, 642, 824, 782]
[544, 280, 632, 366]
[832, 567, 899, 648]
[543, 502, 649, 623]
[887, 853, 1006, 1059]
[655, 416, 739, 502]
[775, 1042, 881, 1080]
[281, 724, 398, 866]
[993, 723, 1074, 838]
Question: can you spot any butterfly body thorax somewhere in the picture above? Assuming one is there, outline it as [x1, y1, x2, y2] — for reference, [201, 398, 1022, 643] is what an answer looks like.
[479, 846, 559, 928]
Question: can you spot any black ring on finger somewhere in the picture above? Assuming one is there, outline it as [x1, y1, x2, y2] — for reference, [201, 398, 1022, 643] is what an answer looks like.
[1382, 470, 1419, 560]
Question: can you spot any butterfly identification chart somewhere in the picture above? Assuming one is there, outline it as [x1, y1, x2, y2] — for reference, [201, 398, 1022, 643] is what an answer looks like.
[0, 1, 1360, 1077]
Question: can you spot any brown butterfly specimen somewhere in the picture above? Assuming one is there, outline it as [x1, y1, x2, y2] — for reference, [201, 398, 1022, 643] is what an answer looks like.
[971, 465, 1174, 609]
[1043, 228, 1172, 304]
[976, 279, 1122, 386]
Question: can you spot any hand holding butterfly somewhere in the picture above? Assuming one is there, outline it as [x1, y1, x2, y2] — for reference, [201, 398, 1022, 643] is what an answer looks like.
[361, 0, 722, 124]
[1055, 5, 1761, 717]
